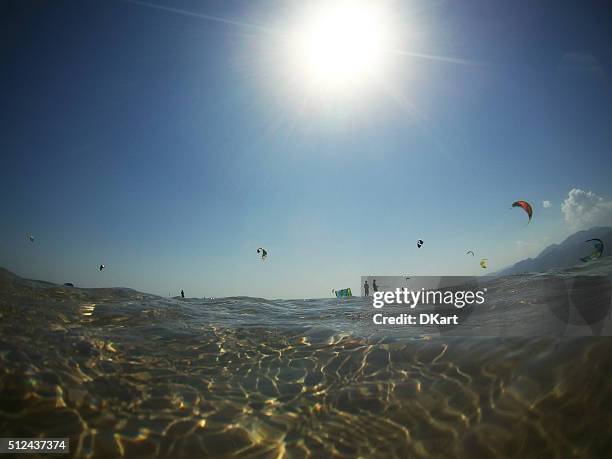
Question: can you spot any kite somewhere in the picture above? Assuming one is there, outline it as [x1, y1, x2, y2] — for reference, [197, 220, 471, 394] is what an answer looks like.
[417, 239, 424, 248]
[333, 288, 352, 298]
[466, 250, 475, 256]
[480, 258, 488, 269]
[512, 200, 533, 223]
[26, 234, 34, 243]
[257, 247, 268, 260]
[580, 238, 604, 262]
[99, 264, 105, 271]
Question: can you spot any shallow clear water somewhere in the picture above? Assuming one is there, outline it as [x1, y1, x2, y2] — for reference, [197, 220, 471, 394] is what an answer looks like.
[1, 262, 612, 458]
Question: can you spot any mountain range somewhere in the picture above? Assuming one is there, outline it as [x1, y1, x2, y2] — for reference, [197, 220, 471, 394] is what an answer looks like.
[496, 226, 611, 276]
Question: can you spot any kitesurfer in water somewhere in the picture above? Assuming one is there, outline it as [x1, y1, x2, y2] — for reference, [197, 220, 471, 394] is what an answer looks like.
[364, 280, 369, 297]
[181, 289, 185, 298]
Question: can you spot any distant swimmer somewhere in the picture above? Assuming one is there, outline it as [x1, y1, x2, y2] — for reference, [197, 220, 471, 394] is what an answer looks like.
[99, 264, 105, 271]
[372, 279, 378, 293]
[181, 289, 185, 298]
[257, 247, 268, 260]
[364, 280, 369, 297]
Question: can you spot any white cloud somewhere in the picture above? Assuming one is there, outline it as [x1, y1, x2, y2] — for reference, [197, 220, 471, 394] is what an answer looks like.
[558, 52, 604, 76]
[561, 188, 612, 230]
[542, 200, 551, 208]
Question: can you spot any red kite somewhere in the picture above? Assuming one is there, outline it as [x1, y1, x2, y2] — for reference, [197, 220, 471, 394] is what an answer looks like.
[512, 200, 533, 223]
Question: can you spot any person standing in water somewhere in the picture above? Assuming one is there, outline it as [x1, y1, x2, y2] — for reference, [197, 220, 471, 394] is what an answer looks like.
[363, 280, 369, 297]
[181, 289, 185, 298]
[372, 279, 378, 293]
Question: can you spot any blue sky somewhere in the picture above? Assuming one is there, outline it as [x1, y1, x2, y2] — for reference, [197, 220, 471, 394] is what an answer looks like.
[1, 0, 611, 298]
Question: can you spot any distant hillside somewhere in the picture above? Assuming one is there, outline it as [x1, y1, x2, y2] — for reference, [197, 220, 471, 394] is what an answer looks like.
[0, 267, 145, 296]
[496, 226, 611, 276]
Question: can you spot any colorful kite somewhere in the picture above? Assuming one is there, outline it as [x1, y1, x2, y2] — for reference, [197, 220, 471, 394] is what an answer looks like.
[581, 239, 604, 262]
[512, 200, 533, 223]
[333, 288, 352, 298]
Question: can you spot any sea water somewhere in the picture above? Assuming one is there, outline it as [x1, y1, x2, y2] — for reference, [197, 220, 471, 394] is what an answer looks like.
[1, 261, 612, 458]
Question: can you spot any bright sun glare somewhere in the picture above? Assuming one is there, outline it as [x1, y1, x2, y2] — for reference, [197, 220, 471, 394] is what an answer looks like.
[288, 0, 394, 95]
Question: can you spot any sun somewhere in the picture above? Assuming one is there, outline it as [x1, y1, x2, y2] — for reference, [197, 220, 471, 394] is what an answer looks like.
[287, 0, 394, 95]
